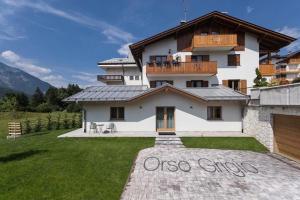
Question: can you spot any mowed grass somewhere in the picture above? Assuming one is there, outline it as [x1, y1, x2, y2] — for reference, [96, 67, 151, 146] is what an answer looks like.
[0, 112, 77, 138]
[182, 137, 268, 152]
[0, 130, 154, 200]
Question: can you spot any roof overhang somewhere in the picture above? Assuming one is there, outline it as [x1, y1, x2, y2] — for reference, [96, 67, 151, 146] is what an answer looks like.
[130, 11, 296, 69]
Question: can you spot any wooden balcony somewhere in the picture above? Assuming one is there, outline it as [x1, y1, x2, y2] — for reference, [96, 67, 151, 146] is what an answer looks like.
[276, 68, 300, 74]
[289, 58, 300, 64]
[259, 64, 275, 76]
[146, 61, 217, 75]
[97, 75, 124, 82]
[193, 34, 238, 50]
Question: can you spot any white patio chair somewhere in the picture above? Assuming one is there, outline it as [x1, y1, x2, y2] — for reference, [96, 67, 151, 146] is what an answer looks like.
[89, 122, 98, 134]
[106, 123, 116, 133]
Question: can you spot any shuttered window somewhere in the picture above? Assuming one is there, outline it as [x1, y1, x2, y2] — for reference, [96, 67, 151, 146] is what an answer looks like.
[228, 54, 240, 66]
[191, 55, 209, 62]
[186, 80, 209, 88]
[150, 80, 173, 88]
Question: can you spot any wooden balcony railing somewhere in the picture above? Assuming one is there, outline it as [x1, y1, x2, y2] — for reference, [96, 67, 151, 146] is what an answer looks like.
[289, 58, 300, 64]
[276, 68, 300, 74]
[193, 34, 238, 49]
[259, 64, 275, 76]
[146, 61, 217, 75]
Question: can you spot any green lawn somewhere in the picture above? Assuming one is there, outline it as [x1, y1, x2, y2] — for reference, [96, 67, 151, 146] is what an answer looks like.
[182, 137, 268, 152]
[0, 112, 78, 138]
[0, 130, 154, 200]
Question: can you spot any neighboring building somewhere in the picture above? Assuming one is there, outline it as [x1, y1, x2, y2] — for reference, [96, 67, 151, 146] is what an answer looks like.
[259, 54, 281, 82]
[275, 50, 300, 83]
[97, 53, 142, 85]
[244, 83, 300, 161]
[65, 11, 295, 134]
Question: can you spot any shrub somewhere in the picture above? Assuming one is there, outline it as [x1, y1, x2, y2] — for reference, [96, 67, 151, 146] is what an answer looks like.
[66, 103, 82, 113]
[34, 117, 42, 132]
[292, 77, 300, 83]
[36, 103, 52, 113]
[56, 113, 61, 130]
[71, 114, 76, 128]
[24, 119, 32, 134]
[62, 114, 69, 129]
[46, 113, 52, 130]
[77, 113, 82, 128]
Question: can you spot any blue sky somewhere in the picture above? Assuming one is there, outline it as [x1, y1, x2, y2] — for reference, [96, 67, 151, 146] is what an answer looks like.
[0, 0, 299, 87]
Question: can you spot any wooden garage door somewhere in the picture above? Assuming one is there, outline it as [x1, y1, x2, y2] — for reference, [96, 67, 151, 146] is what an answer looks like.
[273, 114, 300, 161]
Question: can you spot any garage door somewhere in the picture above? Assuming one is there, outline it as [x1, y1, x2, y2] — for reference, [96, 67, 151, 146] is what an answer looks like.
[273, 114, 300, 161]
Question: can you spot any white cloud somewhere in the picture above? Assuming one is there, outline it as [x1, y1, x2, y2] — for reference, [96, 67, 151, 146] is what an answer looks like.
[0, 7, 25, 40]
[1, 50, 51, 76]
[42, 74, 67, 87]
[276, 26, 300, 52]
[2, 0, 134, 44]
[117, 43, 132, 56]
[72, 72, 96, 83]
[246, 6, 254, 14]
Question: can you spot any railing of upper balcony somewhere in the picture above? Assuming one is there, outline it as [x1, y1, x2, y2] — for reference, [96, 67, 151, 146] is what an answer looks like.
[97, 75, 124, 82]
[259, 64, 275, 76]
[193, 34, 238, 48]
[276, 68, 300, 74]
[146, 61, 217, 75]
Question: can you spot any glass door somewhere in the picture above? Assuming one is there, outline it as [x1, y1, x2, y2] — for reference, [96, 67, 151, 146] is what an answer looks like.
[156, 107, 175, 132]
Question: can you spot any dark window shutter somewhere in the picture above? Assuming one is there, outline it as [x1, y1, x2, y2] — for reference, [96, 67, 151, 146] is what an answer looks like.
[186, 81, 192, 87]
[150, 81, 156, 88]
[202, 81, 209, 87]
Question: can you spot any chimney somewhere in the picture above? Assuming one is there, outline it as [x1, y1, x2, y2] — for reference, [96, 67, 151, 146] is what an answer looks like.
[180, 20, 187, 25]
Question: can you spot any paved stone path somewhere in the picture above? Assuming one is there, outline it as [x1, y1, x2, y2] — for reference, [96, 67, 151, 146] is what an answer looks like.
[155, 136, 185, 148]
[121, 147, 300, 200]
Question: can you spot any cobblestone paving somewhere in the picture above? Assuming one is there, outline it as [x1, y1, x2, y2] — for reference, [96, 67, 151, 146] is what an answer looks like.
[121, 148, 300, 200]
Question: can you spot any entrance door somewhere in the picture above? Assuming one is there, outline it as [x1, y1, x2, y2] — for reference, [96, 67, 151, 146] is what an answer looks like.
[156, 107, 175, 132]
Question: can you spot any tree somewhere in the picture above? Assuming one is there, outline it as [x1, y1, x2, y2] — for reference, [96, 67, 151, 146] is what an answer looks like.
[31, 87, 44, 107]
[253, 68, 268, 87]
[16, 93, 29, 111]
[66, 84, 82, 96]
[292, 77, 300, 83]
[45, 87, 59, 106]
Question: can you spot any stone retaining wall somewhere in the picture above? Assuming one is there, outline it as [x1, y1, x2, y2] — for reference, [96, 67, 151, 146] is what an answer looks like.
[243, 106, 300, 152]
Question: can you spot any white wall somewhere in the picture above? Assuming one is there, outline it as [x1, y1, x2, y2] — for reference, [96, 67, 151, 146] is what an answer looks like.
[83, 92, 243, 133]
[142, 33, 259, 93]
[105, 67, 142, 85]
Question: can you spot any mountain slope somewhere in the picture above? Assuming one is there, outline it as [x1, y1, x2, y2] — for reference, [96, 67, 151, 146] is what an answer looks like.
[0, 62, 53, 96]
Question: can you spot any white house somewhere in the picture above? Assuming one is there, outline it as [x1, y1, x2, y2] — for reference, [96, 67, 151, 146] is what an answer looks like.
[64, 11, 295, 134]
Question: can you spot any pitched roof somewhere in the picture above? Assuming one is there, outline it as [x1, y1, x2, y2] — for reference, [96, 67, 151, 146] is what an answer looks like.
[130, 11, 296, 68]
[63, 84, 248, 102]
[98, 57, 135, 65]
[277, 50, 300, 64]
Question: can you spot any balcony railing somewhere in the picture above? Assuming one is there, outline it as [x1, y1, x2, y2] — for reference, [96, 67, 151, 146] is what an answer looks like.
[97, 75, 124, 82]
[276, 68, 300, 74]
[146, 61, 217, 75]
[259, 64, 275, 76]
[193, 34, 238, 49]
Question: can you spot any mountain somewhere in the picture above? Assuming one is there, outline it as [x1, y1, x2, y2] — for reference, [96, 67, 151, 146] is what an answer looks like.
[0, 62, 53, 96]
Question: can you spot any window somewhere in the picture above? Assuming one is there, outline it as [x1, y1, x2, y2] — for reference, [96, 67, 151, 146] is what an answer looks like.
[186, 80, 209, 88]
[228, 80, 240, 91]
[207, 106, 222, 120]
[129, 76, 134, 80]
[228, 54, 240, 66]
[150, 56, 168, 64]
[150, 80, 173, 88]
[110, 107, 124, 120]
[135, 76, 139, 80]
[191, 55, 209, 62]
